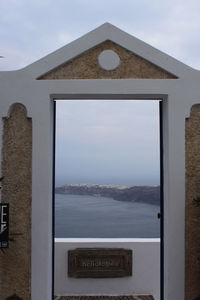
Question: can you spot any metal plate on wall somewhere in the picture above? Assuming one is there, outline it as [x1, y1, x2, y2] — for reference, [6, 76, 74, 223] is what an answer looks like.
[0, 203, 9, 248]
[68, 248, 132, 278]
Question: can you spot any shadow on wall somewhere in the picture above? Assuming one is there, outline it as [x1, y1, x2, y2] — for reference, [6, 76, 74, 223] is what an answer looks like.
[6, 294, 23, 300]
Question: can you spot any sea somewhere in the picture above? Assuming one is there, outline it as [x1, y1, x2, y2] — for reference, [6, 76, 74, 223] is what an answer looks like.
[55, 193, 160, 238]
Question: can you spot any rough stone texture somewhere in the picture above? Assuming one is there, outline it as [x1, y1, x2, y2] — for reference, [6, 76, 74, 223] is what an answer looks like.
[185, 104, 200, 300]
[54, 296, 154, 300]
[0, 103, 32, 300]
[39, 40, 176, 80]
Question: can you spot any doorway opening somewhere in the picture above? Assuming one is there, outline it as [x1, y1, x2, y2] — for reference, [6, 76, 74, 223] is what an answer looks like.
[53, 99, 163, 300]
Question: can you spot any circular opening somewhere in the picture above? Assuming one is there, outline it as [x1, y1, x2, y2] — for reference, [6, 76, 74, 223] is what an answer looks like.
[98, 50, 120, 71]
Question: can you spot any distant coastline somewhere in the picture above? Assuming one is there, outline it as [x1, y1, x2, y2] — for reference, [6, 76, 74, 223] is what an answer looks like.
[55, 184, 160, 206]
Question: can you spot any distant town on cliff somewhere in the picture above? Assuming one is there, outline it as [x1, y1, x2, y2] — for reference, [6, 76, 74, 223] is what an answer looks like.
[55, 184, 160, 206]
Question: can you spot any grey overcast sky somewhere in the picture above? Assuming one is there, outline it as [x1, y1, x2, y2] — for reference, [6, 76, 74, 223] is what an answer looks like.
[1, 0, 200, 71]
[55, 100, 160, 186]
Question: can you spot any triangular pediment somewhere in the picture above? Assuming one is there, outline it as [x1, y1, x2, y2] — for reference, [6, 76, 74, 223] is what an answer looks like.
[38, 40, 176, 80]
[22, 23, 195, 79]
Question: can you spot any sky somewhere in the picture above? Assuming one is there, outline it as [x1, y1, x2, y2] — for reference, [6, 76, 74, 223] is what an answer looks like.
[1, 0, 200, 71]
[1, 0, 199, 186]
[56, 100, 160, 186]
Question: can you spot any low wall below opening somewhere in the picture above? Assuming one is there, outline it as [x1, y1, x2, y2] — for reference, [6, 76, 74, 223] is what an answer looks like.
[54, 239, 160, 300]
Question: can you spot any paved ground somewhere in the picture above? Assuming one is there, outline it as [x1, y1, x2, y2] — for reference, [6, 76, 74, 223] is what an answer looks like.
[54, 296, 154, 300]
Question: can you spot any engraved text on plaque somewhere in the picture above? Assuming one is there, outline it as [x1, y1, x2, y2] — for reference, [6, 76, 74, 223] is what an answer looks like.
[68, 248, 132, 278]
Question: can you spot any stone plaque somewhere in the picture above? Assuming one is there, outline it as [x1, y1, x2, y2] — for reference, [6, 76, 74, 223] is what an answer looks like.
[68, 248, 132, 278]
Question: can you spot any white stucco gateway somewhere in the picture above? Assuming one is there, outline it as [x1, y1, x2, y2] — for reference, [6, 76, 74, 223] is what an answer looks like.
[0, 23, 200, 300]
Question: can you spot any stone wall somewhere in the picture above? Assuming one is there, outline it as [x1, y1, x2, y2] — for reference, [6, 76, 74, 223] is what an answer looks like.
[185, 104, 200, 300]
[39, 40, 176, 80]
[0, 103, 32, 300]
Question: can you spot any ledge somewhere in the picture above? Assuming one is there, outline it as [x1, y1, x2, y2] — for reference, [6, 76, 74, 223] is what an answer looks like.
[55, 238, 160, 243]
[54, 296, 154, 300]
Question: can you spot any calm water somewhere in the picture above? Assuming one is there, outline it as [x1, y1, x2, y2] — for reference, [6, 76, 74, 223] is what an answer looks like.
[55, 194, 160, 238]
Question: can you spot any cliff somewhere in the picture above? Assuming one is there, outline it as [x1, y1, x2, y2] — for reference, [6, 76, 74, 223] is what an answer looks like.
[55, 184, 160, 206]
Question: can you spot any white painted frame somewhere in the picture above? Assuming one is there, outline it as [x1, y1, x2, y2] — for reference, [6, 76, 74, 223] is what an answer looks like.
[0, 23, 200, 300]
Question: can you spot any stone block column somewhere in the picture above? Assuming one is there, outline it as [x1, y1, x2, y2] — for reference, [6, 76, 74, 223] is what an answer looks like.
[185, 104, 200, 300]
[0, 103, 32, 300]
